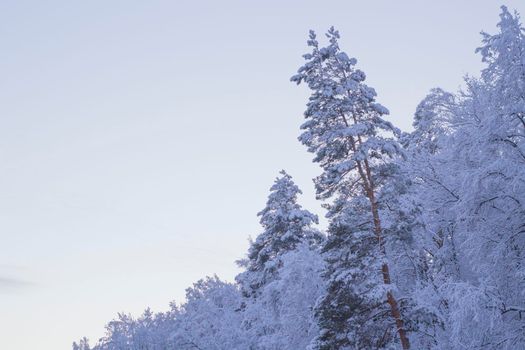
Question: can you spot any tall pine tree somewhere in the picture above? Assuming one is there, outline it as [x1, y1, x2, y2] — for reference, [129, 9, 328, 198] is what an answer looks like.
[292, 28, 410, 349]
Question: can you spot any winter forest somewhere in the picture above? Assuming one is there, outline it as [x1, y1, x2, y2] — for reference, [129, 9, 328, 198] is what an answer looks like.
[74, 6, 525, 350]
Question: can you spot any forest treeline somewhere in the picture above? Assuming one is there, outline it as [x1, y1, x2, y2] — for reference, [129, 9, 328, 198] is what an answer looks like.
[74, 6, 525, 350]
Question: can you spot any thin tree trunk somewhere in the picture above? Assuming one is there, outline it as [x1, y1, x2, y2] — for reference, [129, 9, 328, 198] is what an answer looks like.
[340, 113, 410, 349]
[364, 161, 410, 350]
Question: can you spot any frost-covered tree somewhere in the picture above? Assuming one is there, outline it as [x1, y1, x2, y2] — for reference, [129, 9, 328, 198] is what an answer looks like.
[401, 7, 525, 349]
[170, 276, 247, 350]
[292, 28, 410, 349]
[96, 313, 136, 349]
[400, 88, 461, 349]
[236, 170, 323, 349]
[438, 7, 525, 348]
[85, 277, 244, 350]
[93, 308, 175, 350]
[242, 244, 325, 350]
[72, 337, 91, 350]
[407, 88, 455, 153]
[236, 170, 323, 298]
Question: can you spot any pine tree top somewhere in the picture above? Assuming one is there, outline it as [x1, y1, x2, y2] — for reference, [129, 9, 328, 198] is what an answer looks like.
[237, 170, 322, 297]
[291, 28, 402, 207]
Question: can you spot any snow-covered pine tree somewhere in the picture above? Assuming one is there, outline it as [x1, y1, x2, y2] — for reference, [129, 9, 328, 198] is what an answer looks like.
[236, 170, 323, 298]
[292, 28, 410, 349]
[235, 170, 324, 349]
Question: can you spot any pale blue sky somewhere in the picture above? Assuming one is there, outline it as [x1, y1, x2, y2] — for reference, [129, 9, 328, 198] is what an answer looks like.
[1, 1, 524, 349]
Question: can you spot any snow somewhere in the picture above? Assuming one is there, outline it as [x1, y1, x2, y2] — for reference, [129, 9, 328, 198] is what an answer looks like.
[74, 6, 525, 350]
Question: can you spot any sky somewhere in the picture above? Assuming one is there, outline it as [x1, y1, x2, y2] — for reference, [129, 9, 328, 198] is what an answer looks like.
[1, 1, 525, 349]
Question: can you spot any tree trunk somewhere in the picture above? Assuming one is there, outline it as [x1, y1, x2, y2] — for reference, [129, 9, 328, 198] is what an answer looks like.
[342, 116, 410, 349]
[365, 161, 410, 350]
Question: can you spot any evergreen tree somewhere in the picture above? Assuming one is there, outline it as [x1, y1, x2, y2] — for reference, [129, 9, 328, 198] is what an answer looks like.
[292, 28, 410, 349]
[236, 170, 322, 298]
